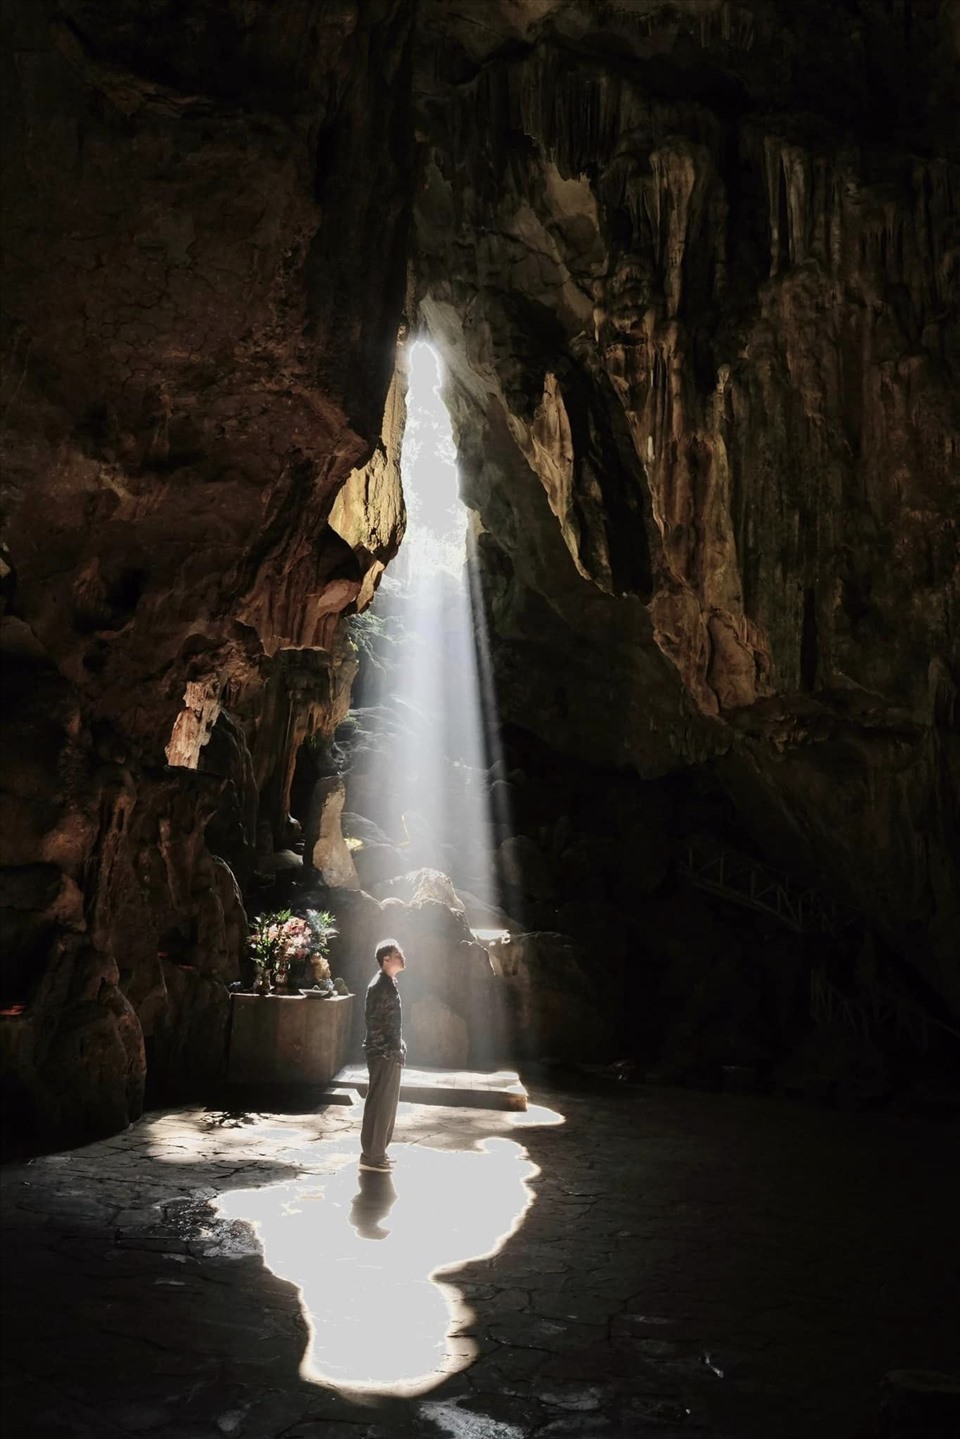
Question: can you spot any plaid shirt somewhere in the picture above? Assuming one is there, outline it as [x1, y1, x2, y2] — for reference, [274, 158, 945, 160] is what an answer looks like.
[363, 970, 404, 1062]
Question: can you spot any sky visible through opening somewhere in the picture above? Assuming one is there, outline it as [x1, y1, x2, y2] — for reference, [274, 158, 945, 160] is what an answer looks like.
[399, 339, 468, 581]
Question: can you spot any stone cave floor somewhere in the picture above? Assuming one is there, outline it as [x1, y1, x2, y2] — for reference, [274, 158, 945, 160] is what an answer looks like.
[1, 1078, 958, 1439]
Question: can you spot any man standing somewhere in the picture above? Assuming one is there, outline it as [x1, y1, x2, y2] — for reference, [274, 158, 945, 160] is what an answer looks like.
[359, 939, 407, 1173]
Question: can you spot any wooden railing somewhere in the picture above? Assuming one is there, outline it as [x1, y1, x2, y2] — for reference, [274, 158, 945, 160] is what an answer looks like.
[810, 966, 960, 1051]
[680, 840, 960, 1053]
[679, 840, 844, 936]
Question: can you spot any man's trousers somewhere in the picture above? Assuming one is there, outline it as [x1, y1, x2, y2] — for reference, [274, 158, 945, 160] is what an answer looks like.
[360, 1053, 403, 1164]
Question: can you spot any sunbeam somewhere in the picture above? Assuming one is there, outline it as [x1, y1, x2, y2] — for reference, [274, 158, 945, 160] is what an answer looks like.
[349, 338, 512, 927]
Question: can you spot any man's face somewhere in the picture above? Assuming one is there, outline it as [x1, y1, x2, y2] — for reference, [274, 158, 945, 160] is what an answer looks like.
[384, 947, 406, 976]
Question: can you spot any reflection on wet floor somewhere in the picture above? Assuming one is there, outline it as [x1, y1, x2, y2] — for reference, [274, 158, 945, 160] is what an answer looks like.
[8, 1088, 958, 1439]
[216, 1135, 540, 1394]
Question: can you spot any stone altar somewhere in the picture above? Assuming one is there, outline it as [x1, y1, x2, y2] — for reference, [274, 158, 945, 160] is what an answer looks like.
[227, 993, 354, 1086]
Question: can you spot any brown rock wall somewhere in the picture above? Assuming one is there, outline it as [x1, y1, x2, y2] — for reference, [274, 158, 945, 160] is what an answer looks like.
[0, 0, 412, 1141]
[412, 0, 959, 988]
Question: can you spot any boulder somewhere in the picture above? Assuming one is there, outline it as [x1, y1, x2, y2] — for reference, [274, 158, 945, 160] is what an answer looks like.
[371, 867, 465, 909]
[496, 835, 554, 902]
[394, 896, 473, 947]
[279, 813, 304, 849]
[342, 812, 394, 845]
[354, 843, 407, 890]
[396, 932, 502, 1068]
[261, 849, 303, 874]
[192, 854, 246, 983]
[556, 837, 619, 904]
[407, 993, 469, 1068]
[485, 932, 609, 1062]
[321, 887, 385, 1046]
[255, 821, 276, 861]
[456, 888, 523, 936]
[351, 872, 506, 1065]
[304, 777, 359, 890]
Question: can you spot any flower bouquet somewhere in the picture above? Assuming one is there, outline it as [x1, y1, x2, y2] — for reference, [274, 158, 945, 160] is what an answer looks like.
[247, 909, 338, 995]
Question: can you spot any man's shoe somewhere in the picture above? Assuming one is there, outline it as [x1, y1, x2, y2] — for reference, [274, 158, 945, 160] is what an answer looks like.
[358, 1159, 392, 1172]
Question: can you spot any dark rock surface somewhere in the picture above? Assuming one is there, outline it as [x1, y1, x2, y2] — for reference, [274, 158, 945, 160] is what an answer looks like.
[411, 0, 959, 1002]
[1, 0, 411, 1138]
[487, 931, 611, 1062]
[303, 775, 359, 889]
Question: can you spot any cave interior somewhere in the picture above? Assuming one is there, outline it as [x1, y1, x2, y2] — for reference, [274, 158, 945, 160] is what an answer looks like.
[2, 0, 957, 1144]
[2, 0, 959, 1432]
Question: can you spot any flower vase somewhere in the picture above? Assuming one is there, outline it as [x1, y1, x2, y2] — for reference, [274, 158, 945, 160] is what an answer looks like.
[275, 961, 299, 995]
[255, 972, 272, 997]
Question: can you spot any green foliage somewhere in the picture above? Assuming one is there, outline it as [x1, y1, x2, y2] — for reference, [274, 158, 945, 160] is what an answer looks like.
[247, 908, 338, 984]
[304, 909, 338, 950]
[346, 605, 409, 675]
[348, 609, 390, 669]
[349, 608, 388, 644]
[248, 909, 292, 974]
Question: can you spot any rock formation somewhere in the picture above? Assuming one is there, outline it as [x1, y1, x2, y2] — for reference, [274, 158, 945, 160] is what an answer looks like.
[1, 0, 957, 1141]
[303, 776, 359, 890]
[1, 0, 411, 1139]
[411, 0, 959, 1009]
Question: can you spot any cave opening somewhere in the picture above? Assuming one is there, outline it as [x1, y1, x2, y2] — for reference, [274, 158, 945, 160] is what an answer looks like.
[339, 339, 507, 926]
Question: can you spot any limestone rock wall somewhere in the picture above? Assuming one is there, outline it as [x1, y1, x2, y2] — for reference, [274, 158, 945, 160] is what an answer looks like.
[0, 0, 411, 1140]
[412, 0, 959, 1006]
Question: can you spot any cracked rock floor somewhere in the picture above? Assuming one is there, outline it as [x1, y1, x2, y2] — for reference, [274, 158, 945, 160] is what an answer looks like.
[1, 1078, 958, 1439]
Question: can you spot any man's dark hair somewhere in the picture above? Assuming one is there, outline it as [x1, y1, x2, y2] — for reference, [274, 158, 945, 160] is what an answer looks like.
[375, 939, 401, 967]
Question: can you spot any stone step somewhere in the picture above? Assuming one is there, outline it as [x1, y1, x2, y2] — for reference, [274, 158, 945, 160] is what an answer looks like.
[334, 1063, 528, 1111]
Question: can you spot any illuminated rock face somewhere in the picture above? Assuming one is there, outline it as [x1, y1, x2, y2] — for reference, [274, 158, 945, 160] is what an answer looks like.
[0, 0, 411, 1139]
[1, 0, 957, 1139]
[411, 0, 959, 1009]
